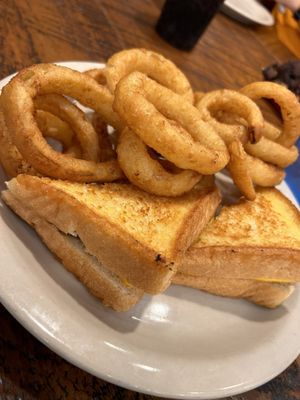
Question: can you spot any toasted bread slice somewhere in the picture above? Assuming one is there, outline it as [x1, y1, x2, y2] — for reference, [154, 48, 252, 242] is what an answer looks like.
[2, 191, 143, 311]
[3, 174, 220, 294]
[180, 188, 300, 281]
[173, 274, 294, 308]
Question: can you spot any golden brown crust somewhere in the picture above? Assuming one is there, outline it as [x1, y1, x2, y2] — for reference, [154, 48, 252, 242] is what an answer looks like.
[193, 187, 300, 246]
[173, 273, 295, 308]
[266, 187, 300, 225]
[5, 175, 220, 294]
[2, 191, 143, 311]
[173, 182, 220, 256]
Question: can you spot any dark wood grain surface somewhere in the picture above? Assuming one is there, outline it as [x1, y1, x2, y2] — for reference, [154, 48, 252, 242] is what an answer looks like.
[0, 1, 299, 399]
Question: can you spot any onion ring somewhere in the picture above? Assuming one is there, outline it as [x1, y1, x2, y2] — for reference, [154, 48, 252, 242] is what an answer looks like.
[226, 138, 285, 199]
[227, 139, 256, 200]
[34, 94, 100, 161]
[35, 110, 74, 148]
[113, 71, 229, 174]
[261, 121, 281, 140]
[195, 89, 264, 144]
[246, 155, 285, 186]
[240, 81, 300, 147]
[117, 128, 202, 197]
[11, 64, 121, 127]
[0, 106, 82, 176]
[1, 64, 123, 182]
[0, 109, 36, 177]
[105, 48, 194, 103]
[244, 137, 298, 168]
[214, 109, 247, 127]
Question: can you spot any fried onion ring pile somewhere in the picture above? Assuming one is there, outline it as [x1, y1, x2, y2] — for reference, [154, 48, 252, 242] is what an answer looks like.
[114, 71, 229, 174]
[195, 84, 300, 199]
[117, 128, 202, 196]
[0, 48, 299, 200]
[105, 48, 205, 196]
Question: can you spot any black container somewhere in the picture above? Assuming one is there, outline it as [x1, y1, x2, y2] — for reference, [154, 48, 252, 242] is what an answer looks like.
[156, 0, 225, 51]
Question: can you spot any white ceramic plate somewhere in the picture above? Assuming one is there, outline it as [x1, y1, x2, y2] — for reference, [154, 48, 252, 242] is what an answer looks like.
[0, 62, 299, 400]
[221, 0, 274, 26]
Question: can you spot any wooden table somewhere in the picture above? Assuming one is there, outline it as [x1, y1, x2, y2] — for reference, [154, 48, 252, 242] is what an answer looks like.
[0, 1, 299, 399]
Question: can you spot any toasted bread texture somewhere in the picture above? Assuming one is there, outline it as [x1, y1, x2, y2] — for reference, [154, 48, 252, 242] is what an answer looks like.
[173, 274, 294, 308]
[180, 188, 300, 281]
[196, 188, 300, 248]
[2, 191, 143, 311]
[3, 174, 220, 294]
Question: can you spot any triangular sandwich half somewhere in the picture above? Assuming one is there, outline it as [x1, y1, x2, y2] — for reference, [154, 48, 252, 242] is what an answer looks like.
[180, 188, 300, 281]
[2, 174, 220, 310]
[175, 188, 300, 308]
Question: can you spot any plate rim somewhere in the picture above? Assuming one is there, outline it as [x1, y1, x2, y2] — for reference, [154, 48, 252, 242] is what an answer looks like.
[0, 61, 299, 400]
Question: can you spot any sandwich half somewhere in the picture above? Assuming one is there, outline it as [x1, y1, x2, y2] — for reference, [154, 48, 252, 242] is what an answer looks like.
[2, 174, 220, 310]
[2, 191, 143, 311]
[175, 188, 300, 308]
[180, 188, 300, 281]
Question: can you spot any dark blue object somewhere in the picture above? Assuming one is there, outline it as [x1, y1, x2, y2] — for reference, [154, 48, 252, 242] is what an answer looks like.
[286, 139, 300, 204]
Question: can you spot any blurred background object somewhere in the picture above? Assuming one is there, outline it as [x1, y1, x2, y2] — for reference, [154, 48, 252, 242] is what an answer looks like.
[274, 0, 300, 12]
[263, 60, 300, 97]
[156, 0, 225, 50]
[273, 1, 300, 58]
[221, 0, 275, 25]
